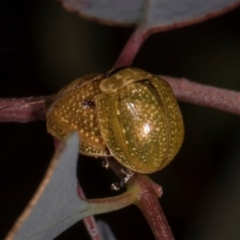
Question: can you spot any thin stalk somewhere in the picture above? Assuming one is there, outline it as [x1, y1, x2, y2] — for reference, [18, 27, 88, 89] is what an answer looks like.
[108, 159, 174, 240]
[164, 76, 240, 115]
[0, 96, 47, 122]
[113, 26, 150, 68]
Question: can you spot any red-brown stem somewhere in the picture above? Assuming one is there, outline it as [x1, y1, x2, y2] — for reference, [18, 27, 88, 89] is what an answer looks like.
[113, 27, 150, 68]
[136, 189, 174, 240]
[163, 76, 240, 115]
[108, 159, 174, 240]
[0, 96, 47, 122]
[131, 174, 174, 240]
[77, 183, 102, 240]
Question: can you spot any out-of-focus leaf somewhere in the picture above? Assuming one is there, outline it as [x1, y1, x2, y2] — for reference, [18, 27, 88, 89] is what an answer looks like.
[97, 220, 117, 240]
[58, 0, 240, 29]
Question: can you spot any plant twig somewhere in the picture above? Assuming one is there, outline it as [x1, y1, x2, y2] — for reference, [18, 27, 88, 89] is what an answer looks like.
[163, 76, 240, 115]
[108, 159, 174, 240]
[0, 96, 47, 122]
[133, 174, 174, 240]
[113, 26, 150, 68]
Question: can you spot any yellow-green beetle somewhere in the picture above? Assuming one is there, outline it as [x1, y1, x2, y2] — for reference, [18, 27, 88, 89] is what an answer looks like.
[46, 67, 184, 174]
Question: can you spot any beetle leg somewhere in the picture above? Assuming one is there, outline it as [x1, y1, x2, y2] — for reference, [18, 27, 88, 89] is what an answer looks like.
[120, 168, 134, 184]
[101, 157, 110, 169]
[111, 182, 121, 191]
[111, 168, 134, 191]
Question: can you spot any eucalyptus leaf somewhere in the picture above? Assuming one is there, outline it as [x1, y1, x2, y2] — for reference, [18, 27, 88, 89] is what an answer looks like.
[58, 0, 240, 29]
[5, 132, 88, 240]
[5, 132, 139, 240]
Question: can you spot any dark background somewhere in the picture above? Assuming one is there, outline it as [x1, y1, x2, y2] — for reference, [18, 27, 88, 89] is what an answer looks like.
[1, 1, 240, 239]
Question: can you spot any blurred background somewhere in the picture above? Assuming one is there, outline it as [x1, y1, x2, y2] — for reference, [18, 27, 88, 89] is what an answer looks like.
[1, 0, 240, 239]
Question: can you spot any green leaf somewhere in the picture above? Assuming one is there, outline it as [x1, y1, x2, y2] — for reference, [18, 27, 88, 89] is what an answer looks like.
[58, 0, 240, 29]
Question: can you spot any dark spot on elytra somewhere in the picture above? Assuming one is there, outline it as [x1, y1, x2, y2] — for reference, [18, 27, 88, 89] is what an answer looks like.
[82, 100, 95, 109]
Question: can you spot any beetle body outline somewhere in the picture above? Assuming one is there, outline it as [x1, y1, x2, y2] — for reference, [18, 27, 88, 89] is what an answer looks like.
[46, 67, 184, 173]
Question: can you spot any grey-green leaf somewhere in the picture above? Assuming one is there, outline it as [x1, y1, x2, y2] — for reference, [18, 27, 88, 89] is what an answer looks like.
[6, 132, 88, 240]
[58, 0, 240, 29]
[6, 132, 139, 240]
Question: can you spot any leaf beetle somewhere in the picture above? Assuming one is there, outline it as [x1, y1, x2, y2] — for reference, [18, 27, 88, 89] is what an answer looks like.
[46, 67, 184, 175]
